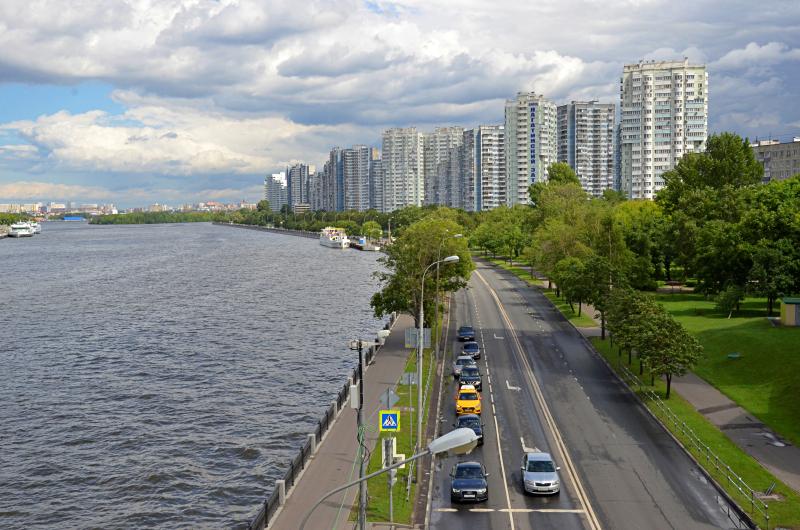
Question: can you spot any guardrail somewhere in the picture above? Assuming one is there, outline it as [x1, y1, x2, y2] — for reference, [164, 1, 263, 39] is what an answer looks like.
[616, 364, 768, 530]
[245, 315, 393, 530]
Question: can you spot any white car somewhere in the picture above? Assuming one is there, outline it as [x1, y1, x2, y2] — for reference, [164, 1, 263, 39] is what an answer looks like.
[452, 355, 477, 378]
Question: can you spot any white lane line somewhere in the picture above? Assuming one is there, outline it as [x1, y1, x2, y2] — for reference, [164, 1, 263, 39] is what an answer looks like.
[494, 333, 505, 340]
[476, 270, 603, 530]
[520, 437, 538, 453]
[498, 508, 586, 513]
[469, 508, 495, 512]
[435, 508, 458, 512]
[506, 380, 521, 391]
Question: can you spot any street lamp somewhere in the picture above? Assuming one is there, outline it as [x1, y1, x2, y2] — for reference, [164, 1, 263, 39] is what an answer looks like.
[348, 338, 368, 530]
[434, 233, 463, 360]
[417, 255, 460, 465]
[299, 428, 478, 530]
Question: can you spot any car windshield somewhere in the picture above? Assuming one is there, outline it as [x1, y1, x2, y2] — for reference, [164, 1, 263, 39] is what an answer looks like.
[461, 368, 479, 376]
[456, 358, 473, 366]
[527, 460, 555, 472]
[459, 327, 472, 333]
[459, 392, 478, 400]
[455, 465, 483, 479]
[459, 417, 480, 428]
[464, 343, 478, 350]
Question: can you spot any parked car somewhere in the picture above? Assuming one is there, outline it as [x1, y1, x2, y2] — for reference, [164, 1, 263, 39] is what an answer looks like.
[452, 355, 477, 378]
[454, 414, 484, 445]
[450, 461, 489, 502]
[521, 452, 560, 495]
[462, 341, 481, 360]
[457, 325, 475, 342]
[459, 365, 482, 392]
[456, 384, 481, 415]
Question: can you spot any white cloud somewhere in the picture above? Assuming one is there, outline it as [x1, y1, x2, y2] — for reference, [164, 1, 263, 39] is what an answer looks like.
[0, 181, 114, 200]
[712, 42, 800, 70]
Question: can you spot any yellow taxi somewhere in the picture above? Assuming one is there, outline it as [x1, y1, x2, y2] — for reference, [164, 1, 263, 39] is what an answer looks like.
[456, 384, 482, 415]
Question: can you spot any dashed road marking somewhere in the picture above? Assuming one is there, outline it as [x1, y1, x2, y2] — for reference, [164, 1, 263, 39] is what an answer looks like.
[506, 380, 521, 392]
[520, 437, 539, 453]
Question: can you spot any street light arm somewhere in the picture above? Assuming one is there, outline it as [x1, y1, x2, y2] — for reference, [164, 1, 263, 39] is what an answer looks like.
[299, 450, 431, 530]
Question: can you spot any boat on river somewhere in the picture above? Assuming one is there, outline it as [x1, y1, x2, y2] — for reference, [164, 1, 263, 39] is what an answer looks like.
[29, 221, 42, 234]
[8, 222, 35, 237]
[319, 227, 350, 249]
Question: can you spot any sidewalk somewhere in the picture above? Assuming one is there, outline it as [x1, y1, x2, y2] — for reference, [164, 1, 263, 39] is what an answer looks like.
[269, 314, 415, 530]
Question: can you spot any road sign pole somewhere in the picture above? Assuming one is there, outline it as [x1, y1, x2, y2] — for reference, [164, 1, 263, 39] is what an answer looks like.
[385, 437, 394, 523]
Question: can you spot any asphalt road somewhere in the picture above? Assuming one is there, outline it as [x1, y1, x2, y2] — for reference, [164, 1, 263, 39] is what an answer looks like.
[428, 260, 739, 530]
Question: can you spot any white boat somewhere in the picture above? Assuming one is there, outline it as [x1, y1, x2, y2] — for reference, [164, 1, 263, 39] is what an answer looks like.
[29, 221, 42, 234]
[320, 227, 350, 249]
[8, 222, 35, 237]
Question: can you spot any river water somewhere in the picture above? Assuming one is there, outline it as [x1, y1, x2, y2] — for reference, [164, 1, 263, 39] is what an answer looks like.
[0, 222, 383, 529]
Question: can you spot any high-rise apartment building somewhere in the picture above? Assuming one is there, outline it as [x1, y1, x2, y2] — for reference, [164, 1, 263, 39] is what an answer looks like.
[423, 127, 464, 207]
[286, 163, 313, 206]
[308, 169, 325, 211]
[327, 147, 345, 211]
[264, 172, 287, 212]
[463, 125, 506, 211]
[381, 127, 424, 212]
[557, 101, 616, 197]
[369, 149, 384, 211]
[504, 92, 557, 205]
[619, 59, 708, 199]
[343, 145, 371, 211]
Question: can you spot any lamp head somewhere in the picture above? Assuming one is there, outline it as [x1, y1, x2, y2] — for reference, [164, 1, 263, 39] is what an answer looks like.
[427, 428, 479, 456]
[442, 255, 460, 264]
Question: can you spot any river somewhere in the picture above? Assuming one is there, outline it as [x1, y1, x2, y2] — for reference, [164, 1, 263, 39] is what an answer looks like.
[0, 221, 384, 529]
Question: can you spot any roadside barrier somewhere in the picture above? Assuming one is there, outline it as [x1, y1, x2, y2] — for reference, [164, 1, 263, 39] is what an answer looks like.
[616, 363, 768, 530]
[246, 314, 395, 529]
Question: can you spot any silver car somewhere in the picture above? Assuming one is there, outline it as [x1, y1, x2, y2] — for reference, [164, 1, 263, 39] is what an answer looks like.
[452, 355, 477, 378]
[521, 452, 560, 495]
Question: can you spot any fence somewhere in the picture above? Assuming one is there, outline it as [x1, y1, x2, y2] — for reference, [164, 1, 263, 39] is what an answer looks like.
[245, 318, 389, 530]
[616, 364, 768, 530]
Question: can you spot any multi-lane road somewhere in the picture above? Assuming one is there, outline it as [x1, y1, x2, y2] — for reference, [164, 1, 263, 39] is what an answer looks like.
[428, 260, 739, 530]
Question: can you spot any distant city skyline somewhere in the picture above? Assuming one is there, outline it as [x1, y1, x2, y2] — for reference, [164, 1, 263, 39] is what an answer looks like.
[0, 1, 798, 206]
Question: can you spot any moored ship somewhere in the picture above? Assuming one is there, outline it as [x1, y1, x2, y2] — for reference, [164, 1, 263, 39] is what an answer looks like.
[319, 227, 350, 249]
[8, 222, 35, 237]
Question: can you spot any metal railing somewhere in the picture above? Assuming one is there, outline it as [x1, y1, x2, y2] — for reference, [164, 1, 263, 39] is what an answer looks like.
[245, 317, 390, 529]
[616, 363, 768, 529]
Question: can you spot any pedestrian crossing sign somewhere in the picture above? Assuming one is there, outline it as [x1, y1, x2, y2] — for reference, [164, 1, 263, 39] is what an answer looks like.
[380, 410, 400, 432]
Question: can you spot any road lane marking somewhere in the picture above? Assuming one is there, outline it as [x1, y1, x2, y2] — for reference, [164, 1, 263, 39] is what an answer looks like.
[506, 380, 521, 391]
[520, 437, 539, 453]
[469, 508, 495, 512]
[499, 508, 586, 513]
[435, 508, 458, 512]
[475, 269, 603, 530]
[494, 333, 505, 339]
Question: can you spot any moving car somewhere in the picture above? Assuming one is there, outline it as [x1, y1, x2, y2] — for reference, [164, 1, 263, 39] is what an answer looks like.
[462, 341, 481, 360]
[450, 461, 489, 502]
[521, 452, 560, 495]
[456, 384, 481, 415]
[457, 325, 475, 342]
[452, 355, 477, 378]
[454, 414, 484, 445]
[459, 365, 482, 392]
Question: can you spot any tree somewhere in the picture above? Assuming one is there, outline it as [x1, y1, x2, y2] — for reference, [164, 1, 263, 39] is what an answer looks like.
[529, 163, 582, 207]
[256, 199, 270, 212]
[553, 257, 590, 315]
[361, 220, 382, 241]
[371, 216, 474, 327]
[693, 220, 751, 296]
[644, 317, 703, 399]
[715, 284, 745, 318]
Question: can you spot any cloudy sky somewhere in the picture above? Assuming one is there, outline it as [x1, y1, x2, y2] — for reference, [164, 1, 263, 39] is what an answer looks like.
[0, 0, 798, 206]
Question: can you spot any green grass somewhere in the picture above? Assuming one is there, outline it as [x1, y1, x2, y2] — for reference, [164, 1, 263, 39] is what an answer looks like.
[655, 293, 800, 447]
[482, 255, 598, 328]
[592, 338, 800, 529]
[350, 343, 436, 524]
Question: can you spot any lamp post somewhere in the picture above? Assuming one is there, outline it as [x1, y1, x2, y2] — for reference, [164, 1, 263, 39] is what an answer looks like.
[298, 428, 478, 530]
[434, 233, 462, 360]
[418, 255, 460, 465]
[348, 339, 367, 530]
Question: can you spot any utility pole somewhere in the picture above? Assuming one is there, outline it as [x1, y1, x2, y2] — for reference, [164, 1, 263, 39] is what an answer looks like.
[358, 340, 366, 530]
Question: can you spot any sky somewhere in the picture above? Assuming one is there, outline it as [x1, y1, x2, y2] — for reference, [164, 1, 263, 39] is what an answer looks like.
[0, 0, 799, 207]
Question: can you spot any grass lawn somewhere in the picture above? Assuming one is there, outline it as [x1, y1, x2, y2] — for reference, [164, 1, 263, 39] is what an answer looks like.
[351, 343, 435, 524]
[655, 293, 800, 447]
[592, 338, 800, 529]
[482, 255, 598, 328]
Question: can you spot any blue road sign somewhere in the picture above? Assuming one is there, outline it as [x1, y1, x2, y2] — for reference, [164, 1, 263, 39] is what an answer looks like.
[380, 410, 400, 432]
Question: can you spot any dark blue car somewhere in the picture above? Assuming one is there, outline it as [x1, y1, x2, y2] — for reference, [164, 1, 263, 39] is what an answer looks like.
[457, 326, 475, 342]
[462, 341, 480, 359]
[450, 461, 489, 503]
[455, 414, 484, 445]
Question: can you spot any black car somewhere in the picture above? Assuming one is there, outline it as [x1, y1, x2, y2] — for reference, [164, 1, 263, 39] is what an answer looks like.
[454, 414, 484, 445]
[457, 326, 475, 342]
[462, 340, 480, 360]
[450, 461, 489, 503]
[459, 365, 482, 392]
